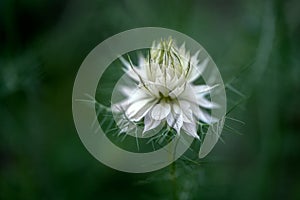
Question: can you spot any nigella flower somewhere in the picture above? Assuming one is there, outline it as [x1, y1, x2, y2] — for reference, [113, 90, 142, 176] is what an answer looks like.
[113, 38, 218, 139]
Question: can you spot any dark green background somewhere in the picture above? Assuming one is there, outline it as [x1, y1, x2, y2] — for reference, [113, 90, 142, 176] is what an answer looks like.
[1, 0, 300, 199]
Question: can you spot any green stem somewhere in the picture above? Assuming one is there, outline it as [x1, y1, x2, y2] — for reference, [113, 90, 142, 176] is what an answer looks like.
[170, 161, 179, 200]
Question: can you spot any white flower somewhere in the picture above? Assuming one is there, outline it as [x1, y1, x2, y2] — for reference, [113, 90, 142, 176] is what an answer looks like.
[113, 38, 218, 139]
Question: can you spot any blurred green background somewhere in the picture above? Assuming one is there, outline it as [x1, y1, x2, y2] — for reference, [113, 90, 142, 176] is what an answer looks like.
[1, 0, 300, 199]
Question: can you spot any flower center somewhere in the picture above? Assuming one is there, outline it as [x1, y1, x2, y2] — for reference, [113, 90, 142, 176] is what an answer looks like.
[158, 92, 173, 103]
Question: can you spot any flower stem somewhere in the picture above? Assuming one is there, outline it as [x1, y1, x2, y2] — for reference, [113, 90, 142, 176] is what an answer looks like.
[170, 161, 179, 200]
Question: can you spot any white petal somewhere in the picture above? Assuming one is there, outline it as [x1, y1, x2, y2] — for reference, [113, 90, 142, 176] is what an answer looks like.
[179, 42, 186, 55]
[188, 58, 209, 82]
[190, 50, 200, 67]
[178, 84, 198, 104]
[156, 76, 165, 86]
[167, 73, 179, 90]
[175, 101, 194, 123]
[182, 108, 194, 123]
[154, 83, 169, 97]
[182, 122, 199, 139]
[119, 56, 132, 70]
[126, 89, 150, 104]
[120, 57, 139, 82]
[191, 105, 201, 120]
[167, 113, 183, 134]
[193, 84, 218, 95]
[119, 86, 134, 97]
[197, 95, 219, 109]
[197, 108, 217, 124]
[126, 98, 157, 121]
[144, 83, 160, 98]
[172, 104, 181, 115]
[151, 102, 171, 120]
[120, 57, 149, 83]
[166, 67, 175, 79]
[169, 84, 185, 99]
[178, 100, 191, 110]
[138, 53, 147, 66]
[143, 113, 161, 133]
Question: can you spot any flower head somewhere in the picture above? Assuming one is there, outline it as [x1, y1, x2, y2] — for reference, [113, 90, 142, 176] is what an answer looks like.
[113, 38, 218, 139]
